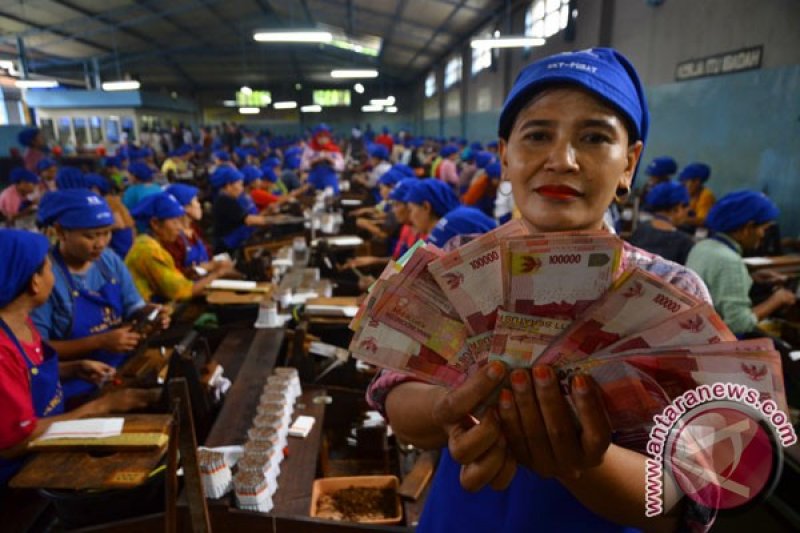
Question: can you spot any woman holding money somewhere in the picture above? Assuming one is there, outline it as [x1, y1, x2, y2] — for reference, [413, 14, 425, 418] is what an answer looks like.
[368, 48, 713, 532]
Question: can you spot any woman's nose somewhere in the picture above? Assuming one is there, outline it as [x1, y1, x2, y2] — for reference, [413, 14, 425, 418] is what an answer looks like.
[544, 137, 579, 173]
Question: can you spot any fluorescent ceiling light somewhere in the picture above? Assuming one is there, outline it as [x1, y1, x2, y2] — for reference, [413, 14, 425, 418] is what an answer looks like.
[353, 83, 364, 94]
[370, 96, 395, 106]
[239, 107, 260, 114]
[385, 106, 398, 113]
[300, 104, 322, 113]
[254, 30, 333, 43]
[102, 80, 141, 91]
[470, 37, 545, 49]
[361, 104, 382, 112]
[15, 79, 59, 89]
[240, 85, 252, 95]
[273, 101, 298, 109]
[331, 69, 378, 79]
[222, 100, 237, 107]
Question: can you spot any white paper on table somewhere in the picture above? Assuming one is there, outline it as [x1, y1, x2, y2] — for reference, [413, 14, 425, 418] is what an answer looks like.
[305, 304, 359, 318]
[311, 236, 364, 248]
[39, 418, 125, 440]
[209, 279, 258, 291]
[743, 257, 773, 267]
[290, 291, 319, 305]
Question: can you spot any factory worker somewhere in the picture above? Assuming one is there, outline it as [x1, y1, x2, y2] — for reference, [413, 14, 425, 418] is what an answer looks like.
[0, 168, 39, 224]
[628, 182, 695, 264]
[121, 162, 161, 212]
[678, 162, 716, 228]
[210, 166, 271, 253]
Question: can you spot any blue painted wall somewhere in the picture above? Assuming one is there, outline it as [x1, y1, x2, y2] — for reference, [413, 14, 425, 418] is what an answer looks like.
[645, 65, 800, 236]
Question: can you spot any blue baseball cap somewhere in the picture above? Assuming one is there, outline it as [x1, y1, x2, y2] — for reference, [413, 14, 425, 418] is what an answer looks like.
[645, 182, 690, 211]
[706, 190, 779, 234]
[499, 47, 648, 149]
[679, 162, 711, 183]
[38, 189, 113, 229]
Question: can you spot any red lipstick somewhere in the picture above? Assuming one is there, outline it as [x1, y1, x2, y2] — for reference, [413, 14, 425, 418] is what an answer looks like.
[535, 184, 582, 200]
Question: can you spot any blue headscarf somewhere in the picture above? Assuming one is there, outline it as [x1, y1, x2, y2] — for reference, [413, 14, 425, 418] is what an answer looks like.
[38, 189, 114, 229]
[405, 179, 460, 218]
[392, 163, 415, 178]
[55, 167, 87, 189]
[487, 141, 498, 150]
[37, 158, 57, 172]
[679, 162, 711, 183]
[166, 184, 199, 207]
[17, 128, 39, 148]
[130, 192, 185, 222]
[368, 144, 389, 160]
[210, 166, 243, 190]
[85, 173, 111, 195]
[388, 179, 417, 202]
[241, 165, 264, 186]
[499, 47, 649, 181]
[428, 206, 497, 247]
[645, 182, 689, 211]
[0, 229, 50, 308]
[378, 169, 403, 188]
[262, 156, 281, 170]
[213, 150, 230, 162]
[10, 167, 39, 184]
[485, 162, 502, 179]
[646, 156, 678, 177]
[440, 145, 459, 158]
[128, 162, 154, 182]
[474, 151, 494, 169]
[705, 190, 779, 234]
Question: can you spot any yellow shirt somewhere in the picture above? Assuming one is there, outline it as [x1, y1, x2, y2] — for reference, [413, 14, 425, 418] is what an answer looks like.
[689, 187, 716, 224]
[160, 158, 187, 176]
[125, 234, 193, 302]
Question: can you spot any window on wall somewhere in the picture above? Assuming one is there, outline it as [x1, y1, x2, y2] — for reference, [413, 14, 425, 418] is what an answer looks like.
[425, 72, 437, 98]
[525, 0, 570, 40]
[471, 45, 492, 75]
[444, 55, 462, 89]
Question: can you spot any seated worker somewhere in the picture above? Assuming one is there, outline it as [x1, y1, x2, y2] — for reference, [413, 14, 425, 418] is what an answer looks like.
[160, 144, 192, 181]
[341, 178, 425, 273]
[462, 161, 502, 217]
[210, 166, 273, 254]
[261, 157, 289, 196]
[163, 183, 232, 277]
[36, 158, 58, 195]
[32, 190, 160, 401]
[437, 144, 460, 192]
[126, 192, 235, 302]
[0, 229, 158, 485]
[639, 155, 677, 202]
[686, 190, 795, 335]
[353, 169, 404, 240]
[628, 182, 695, 265]
[239, 165, 262, 215]
[678, 162, 715, 228]
[0, 168, 39, 226]
[280, 154, 303, 191]
[121, 162, 161, 212]
[406, 178, 496, 247]
[353, 144, 391, 197]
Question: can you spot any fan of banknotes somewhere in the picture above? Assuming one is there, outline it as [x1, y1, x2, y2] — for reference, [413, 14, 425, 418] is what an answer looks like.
[349, 221, 787, 441]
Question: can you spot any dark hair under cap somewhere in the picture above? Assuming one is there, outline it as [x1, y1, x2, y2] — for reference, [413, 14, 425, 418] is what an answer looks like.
[498, 48, 649, 146]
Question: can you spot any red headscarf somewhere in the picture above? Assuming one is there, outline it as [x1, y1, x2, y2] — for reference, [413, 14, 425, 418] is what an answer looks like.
[309, 126, 341, 153]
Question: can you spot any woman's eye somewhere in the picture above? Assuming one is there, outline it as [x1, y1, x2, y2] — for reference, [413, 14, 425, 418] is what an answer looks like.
[582, 132, 611, 144]
[524, 131, 549, 142]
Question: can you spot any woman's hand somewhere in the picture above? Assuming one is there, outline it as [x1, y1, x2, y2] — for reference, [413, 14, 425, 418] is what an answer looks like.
[76, 360, 116, 384]
[98, 325, 141, 352]
[431, 361, 517, 492]
[497, 366, 611, 480]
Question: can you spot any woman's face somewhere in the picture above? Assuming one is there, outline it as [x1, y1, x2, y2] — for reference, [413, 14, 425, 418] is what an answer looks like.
[31, 257, 55, 305]
[684, 178, 702, 196]
[185, 196, 202, 221]
[392, 201, 409, 224]
[408, 202, 436, 234]
[151, 217, 183, 244]
[500, 87, 643, 233]
[59, 226, 112, 263]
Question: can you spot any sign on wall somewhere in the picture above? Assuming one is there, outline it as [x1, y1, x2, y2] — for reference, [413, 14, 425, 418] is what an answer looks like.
[675, 46, 763, 82]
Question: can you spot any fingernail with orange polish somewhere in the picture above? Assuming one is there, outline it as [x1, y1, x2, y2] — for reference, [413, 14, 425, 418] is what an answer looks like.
[499, 388, 513, 409]
[533, 365, 551, 384]
[510, 370, 527, 391]
[488, 360, 506, 381]
[572, 374, 588, 393]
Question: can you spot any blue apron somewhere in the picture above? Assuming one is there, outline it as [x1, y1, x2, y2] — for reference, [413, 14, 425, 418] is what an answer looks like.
[180, 231, 209, 268]
[109, 227, 135, 259]
[419, 449, 640, 533]
[221, 224, 256, 251]
[0, 319, 64, 485]
[238, 193, 259, 215]
[52, 248, 127, 400]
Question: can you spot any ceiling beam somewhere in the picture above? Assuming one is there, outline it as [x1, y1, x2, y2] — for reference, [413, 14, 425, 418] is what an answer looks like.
[0, 9, 111, 54]
[254, 0, 307, 85]
[404, 0, 469, 69]
[378, 0, 409, 67]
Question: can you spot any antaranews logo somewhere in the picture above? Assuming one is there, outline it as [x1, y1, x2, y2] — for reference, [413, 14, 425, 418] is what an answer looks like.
[644, 382, 797, 516]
